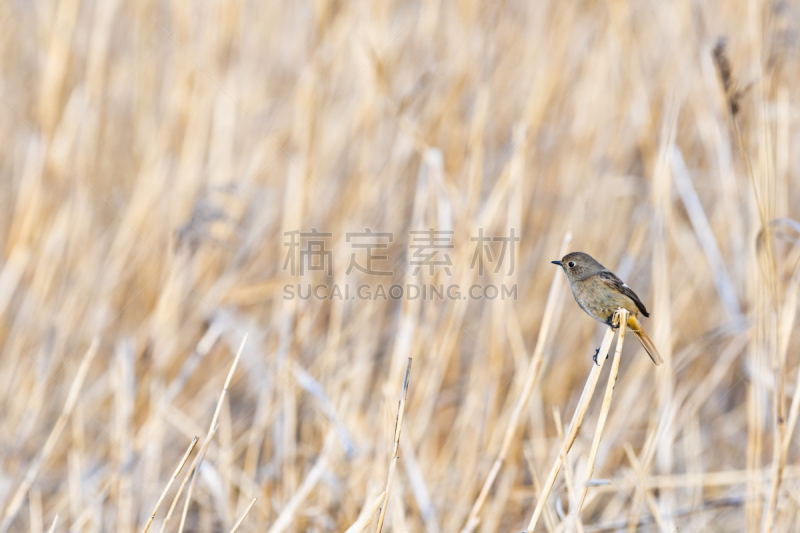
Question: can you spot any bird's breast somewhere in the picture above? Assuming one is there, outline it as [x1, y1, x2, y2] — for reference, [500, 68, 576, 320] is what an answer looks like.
[571, 277, 638, 325]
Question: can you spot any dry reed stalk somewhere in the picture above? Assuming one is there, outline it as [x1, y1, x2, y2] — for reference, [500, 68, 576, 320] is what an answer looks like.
[762, 287, 800, 532]
[45, 514, 58, 533]
[161, 320, 225, 410]
[731, 54, 779, 533]
[158, 425, 220, 533]
[525, 324, 617, 533]
[461, 230, 571, 533]
[585, 496, 745, 533]
[574, 309, 628, 519]
[622, 410, 668, 531]
[0, 247, 29, 317]
[390, 482, 408, 533]
[115, 340, 135, 533]
[761, 226, 800, 533]
[712, 38, 781, 532]
[294, 363, 356, 455]
[344, 491, 386, 533]
[69, 359, 85, 523]
[375, 357, 412, 533]
[64, 476, 113, 533]
[764, 372, 784, 533]
[523, 445, 555, 533]
[266, 433, 333, 533]
[552, 407, 584, 533]
[29, 487, 42, 533]
[140, 436, 198, 533]
[0, 338, 100, 533]
[780, 267, 800, 466]
[229, 497, 257, 533]
[399, 437, 440, 532]
[177, 334, 247, 533]
[622, 443, 665, 531]
[513, 464, 798, 503]
[236, 384, 273, 517]
[610, 463, 800, 492]
[652, 101, 677, 532]
[671, 148, 741, 322]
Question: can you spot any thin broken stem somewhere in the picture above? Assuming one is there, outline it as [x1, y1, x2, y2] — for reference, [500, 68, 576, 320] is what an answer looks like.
[375, 357, 412, 533]
[177, 334, 247, 533]
[141, 436, 198, 533]
[230, 497, 257, 533]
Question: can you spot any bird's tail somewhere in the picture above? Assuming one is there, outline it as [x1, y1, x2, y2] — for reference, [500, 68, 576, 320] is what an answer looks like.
[627, 315, 663, 366]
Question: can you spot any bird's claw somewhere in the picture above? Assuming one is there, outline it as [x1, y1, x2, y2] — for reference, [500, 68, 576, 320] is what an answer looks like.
[592, 347, 609, 366]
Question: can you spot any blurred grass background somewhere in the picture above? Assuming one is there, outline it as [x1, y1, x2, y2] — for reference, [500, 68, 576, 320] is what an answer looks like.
[0, 0, 800, 531]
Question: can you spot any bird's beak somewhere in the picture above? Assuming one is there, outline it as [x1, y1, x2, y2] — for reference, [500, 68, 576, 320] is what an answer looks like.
[551, 260, 562, 266]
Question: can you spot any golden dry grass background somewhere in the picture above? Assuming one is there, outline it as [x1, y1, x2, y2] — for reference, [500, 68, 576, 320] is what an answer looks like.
[0, 0, 799, 531]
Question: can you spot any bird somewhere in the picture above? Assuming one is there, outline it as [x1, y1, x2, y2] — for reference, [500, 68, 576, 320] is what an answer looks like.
[552, 252, 663, 366]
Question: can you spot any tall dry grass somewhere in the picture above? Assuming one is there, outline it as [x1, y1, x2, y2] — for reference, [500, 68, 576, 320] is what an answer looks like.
[0, 0, 800, 531]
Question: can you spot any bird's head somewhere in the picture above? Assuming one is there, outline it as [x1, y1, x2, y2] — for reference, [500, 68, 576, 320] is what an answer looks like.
[551, 252, 605, 282]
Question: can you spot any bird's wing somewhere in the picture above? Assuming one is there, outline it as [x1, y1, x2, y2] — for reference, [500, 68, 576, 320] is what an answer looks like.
[595, 270, 650, 317]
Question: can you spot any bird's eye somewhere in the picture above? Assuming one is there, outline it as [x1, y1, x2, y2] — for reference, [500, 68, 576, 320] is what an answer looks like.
[568, 261, 575, 268]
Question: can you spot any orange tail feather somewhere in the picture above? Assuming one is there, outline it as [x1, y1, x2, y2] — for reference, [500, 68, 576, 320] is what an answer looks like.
[627, 315, 663, 366]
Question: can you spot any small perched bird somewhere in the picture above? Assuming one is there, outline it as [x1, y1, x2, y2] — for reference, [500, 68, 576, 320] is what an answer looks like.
[552, 252, 663, 366]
